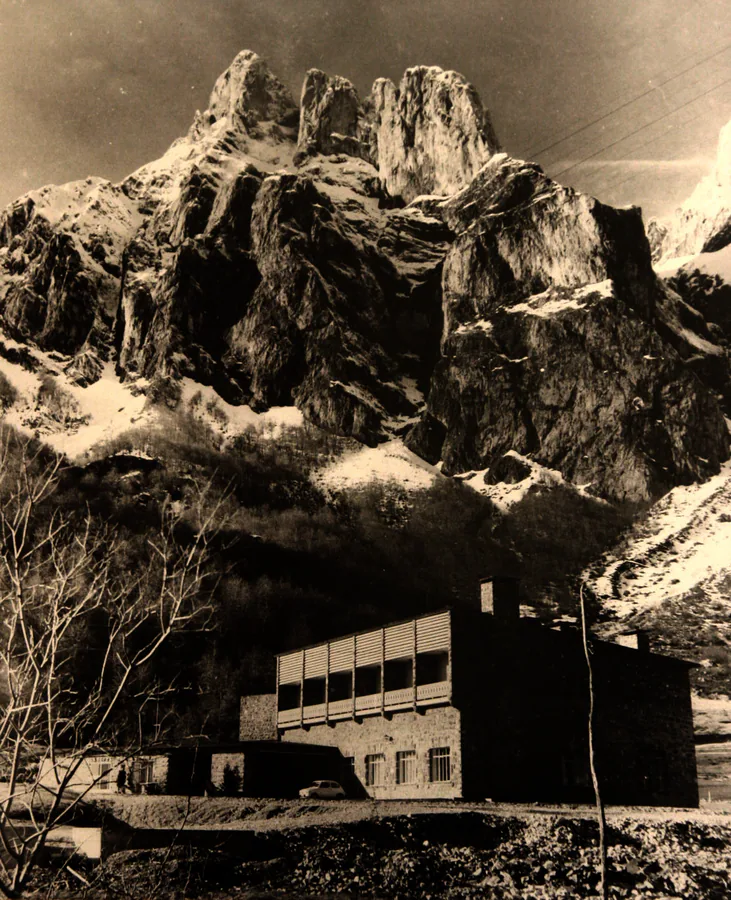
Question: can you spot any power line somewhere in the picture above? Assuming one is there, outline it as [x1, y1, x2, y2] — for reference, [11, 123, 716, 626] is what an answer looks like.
[522, 0, 721, 157]
[575, 104, 712, 193]
[586, 103, 721, 197]
[526, 41, 731, 161]
[550, 74, 731, 181]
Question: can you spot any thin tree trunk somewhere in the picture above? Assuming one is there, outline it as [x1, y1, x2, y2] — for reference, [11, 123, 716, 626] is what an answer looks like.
[580, 583, 608, 900]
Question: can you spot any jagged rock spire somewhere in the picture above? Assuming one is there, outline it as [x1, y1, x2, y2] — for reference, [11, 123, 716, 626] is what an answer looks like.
[370, 66, 501, 202]
[190, 50, 298, 140]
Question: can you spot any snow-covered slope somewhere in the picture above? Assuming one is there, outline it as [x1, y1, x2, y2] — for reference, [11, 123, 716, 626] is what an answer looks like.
[587, 458, 731, 619]
[650, 118, 731, 263]
[314, 439, 442, 493]
[585, 446, 731, 704]
[656, 243, 731, 284]
[0, 325, 151, 455]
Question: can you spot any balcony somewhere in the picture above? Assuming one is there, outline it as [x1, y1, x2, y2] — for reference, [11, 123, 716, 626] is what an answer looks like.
[277, 679, 451, 729]
[416, 680, 450, 703]
[384, 687, 414, 709]
[278, 708, 301, 725]
[302, 702, 327, 722]
[355, 693, 382, 714]
[327, 698, 353, 719]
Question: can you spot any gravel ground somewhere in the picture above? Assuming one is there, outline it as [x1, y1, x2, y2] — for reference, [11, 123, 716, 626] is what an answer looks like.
[25, 801, 731, 900]
[91, 795, 731, 831]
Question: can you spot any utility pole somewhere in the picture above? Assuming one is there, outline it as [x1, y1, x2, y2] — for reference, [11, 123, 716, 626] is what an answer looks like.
[580, 582, 608, 900]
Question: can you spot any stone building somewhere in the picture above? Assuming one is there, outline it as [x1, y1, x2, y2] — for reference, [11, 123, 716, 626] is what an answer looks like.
[267, 578, 698, 806]
[39, 751, 170, 795]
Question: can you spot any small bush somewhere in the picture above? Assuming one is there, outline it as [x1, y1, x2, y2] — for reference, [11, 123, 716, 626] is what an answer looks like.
[0, 371, 18, 410]
[147, 375, 182, 410]
[205, 397, 229, 426]
[221, 763, 242, 796]
[36, 374, 85, 426]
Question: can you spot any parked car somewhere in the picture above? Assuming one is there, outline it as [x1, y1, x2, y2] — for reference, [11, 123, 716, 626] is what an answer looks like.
[298, 780, 346, 799]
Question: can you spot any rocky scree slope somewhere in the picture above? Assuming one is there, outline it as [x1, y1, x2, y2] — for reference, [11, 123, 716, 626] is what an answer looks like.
[0, 50, 729, 507]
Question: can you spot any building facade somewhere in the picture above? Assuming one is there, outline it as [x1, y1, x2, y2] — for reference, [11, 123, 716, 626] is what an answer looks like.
[270, 579, 699, 806]
[39, 752, 169, 795]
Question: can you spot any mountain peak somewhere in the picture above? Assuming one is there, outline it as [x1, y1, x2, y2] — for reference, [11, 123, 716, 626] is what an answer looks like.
[649, 117, 731, 262]
[190, 49, 298, 142]
[1, 47, 729, 510]
[370, 64, 501, 202]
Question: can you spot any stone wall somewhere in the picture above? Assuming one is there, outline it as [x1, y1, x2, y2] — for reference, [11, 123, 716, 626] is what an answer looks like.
[282, 706, 462, 799]
[239, 693, 277, 740]
[211, 751, 245, 794]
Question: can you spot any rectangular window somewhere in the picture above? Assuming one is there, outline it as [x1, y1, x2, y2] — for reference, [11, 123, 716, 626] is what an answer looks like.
[384, 658, 413, 692]
[416, 650, 449, 686]
[96, 764, 113, 790]
[365, 753, 385, 787]
[136, 759, 154, 786]
[355, 665, 381, 697]
[429, 747, 451, 783]
[277, 683, 301, 711]
[328, 670, 353, 702]
[396, 750, 417, 785]
[302, 677, 326, 706]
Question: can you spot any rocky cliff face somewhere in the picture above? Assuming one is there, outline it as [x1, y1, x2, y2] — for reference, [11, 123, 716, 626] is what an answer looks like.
[370, 66, 501, 203]
[1, 49, 728, 506]
[649, 118, 731, 262]
[0, 177, 142, 382]
[405, 156, 728, 502]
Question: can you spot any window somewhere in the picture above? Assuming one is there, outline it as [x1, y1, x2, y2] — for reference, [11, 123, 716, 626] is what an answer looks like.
[416, 651, 449, 686]
[95, 762, 113, 790]
[384, 658, 413, 691]
[396, 750, 417, 785]
[365, 753, 385, 786]
[328, 671, 353, 702]
[302, 677, 326, 706]
[135, 758, 154, 786]
[278, 683, 301, 711]
[343, 756, 355, 774]
[355, 665, 381, 696]
[429, 747, 451, 783]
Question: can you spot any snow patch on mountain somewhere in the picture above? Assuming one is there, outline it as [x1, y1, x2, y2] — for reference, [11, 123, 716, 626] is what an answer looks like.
[314, 439, 442, 492]
[455, 451, 603, 511]
[180, 378, 304, 442]
[656, 244, 731, 285]
[49, 366, 151, 458]
[650, 118, 731, 262]
[587, 457, 731, 618]
[0, 331, 151, 457]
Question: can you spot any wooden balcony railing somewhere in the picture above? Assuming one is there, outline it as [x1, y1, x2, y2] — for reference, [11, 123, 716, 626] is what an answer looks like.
[355, 693, 382, 713]
[277, 680, 451, 728]
[416, 680, 450, 701]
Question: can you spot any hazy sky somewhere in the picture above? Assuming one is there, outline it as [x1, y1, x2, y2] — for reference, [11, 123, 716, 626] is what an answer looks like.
[0, 0, 730, 217]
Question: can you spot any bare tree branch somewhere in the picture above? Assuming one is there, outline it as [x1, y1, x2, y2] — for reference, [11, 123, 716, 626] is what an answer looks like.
[0, 432, 223, 895]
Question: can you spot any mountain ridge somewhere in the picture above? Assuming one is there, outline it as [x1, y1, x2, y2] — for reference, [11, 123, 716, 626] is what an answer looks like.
[3, 49, 728, 506]
[1, 48, 731, 734]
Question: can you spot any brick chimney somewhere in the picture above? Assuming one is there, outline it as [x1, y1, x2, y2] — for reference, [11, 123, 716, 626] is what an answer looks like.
[480, 576, 520, 623]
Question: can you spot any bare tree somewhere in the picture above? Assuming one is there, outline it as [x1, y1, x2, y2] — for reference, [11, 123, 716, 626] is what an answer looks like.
[0, 431, 223, 897]
[579, 582, 608, 900]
